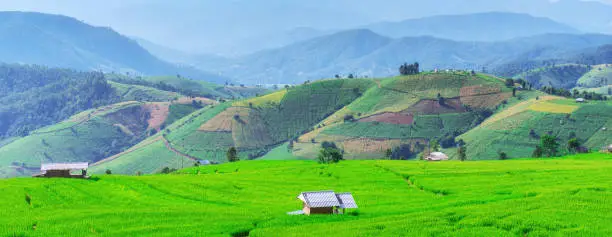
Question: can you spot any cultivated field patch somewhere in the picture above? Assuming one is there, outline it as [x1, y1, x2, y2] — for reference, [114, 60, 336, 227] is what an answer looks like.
[528, 101, 579, 114]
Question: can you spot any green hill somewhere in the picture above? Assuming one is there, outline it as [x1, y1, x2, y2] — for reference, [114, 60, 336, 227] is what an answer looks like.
[95, 72, 520, 174]
[2, 153, 612, 236]
[516, 64, 590, 89]
[458, 96, 612, 160]
[0, 100, 206, 178]
[576, 64, 612, 88]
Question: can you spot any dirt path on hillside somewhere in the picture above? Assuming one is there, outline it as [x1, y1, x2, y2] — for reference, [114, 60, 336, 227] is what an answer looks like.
[162, 137, 199, 161]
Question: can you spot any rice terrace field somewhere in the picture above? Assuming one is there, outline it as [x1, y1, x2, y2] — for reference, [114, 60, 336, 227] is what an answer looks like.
[1, 153, 611, 236]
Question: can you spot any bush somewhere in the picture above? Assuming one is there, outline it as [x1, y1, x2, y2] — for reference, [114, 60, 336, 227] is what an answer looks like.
[105, 169, 112, 175]
[498, 151, 508, 160]
[317, 148, 343, 164]
[343, 114, 355, 122]
[390, 144, 413, 160]
[227, 147, 239, 162]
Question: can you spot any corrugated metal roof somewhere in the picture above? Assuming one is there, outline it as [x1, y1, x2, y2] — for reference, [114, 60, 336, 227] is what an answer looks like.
[298, 191, 340, 208]
[336, 193, 358, 209]
[41, 163, 89, 171]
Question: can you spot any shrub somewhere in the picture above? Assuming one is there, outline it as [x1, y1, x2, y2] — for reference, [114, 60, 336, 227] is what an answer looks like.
[343, 114, 355, 122]
[105, 169, 112, 175]
[498, 151, 508, 160]
[227, 147, 239, 162]
[458, 146, 467, 161]
[317, 147, 343, 164]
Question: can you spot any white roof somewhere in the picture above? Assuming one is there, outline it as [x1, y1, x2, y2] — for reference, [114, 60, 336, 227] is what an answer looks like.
[576, 98, 585, 101]
[427, 152, 449, 161]
[336, 193, 358, 209]
[41, 163, 89, 171]
[298, 191, 357, 209]
[298, 191, 340, 208]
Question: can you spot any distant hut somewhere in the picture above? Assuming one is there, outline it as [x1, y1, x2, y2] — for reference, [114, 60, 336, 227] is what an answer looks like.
[33, 163, 89, 178]
[608, 144, 612, 153]
[294, 191, 358, 215]
[426, 152, 449, 161]
[576, 98, 586, 103]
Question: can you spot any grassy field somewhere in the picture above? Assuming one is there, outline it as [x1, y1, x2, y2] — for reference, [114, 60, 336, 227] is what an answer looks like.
[1, 153, 611, 236]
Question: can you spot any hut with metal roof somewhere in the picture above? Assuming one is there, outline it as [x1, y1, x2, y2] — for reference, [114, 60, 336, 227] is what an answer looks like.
[295, 191, 357, 215]
[426, 152, 449, 161]
[33, 162, 89, 178]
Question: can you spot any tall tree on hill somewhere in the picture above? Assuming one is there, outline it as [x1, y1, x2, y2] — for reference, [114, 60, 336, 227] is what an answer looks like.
[540, 135, 559, 157]
[227, 147, 239, 162]
[568, 138, 581, 154]
[458, 146, 467, 161]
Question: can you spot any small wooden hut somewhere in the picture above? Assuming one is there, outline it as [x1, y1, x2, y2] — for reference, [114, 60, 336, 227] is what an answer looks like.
[296, 191, 358, 215]
[33, 163, 89, 178]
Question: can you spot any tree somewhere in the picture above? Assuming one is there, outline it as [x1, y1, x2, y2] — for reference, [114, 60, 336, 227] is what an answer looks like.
[430, 140, 440, 152]
[498, 151, 508, 160]
[458, 146, 467, 161]
[227, 147, 239, 162]
[512, 88, 517, 97]
[390, 144, 413, 160]
[384, 149, 392, 159]
[505, 79, 514, 87]
[317, 147, 343, 164]
[348, 73, 354, 79]
[568, 138, 581, 154]
[532, 145, 543, 158]
[540, 135, 559, 157]
[105, 169, 112, 175]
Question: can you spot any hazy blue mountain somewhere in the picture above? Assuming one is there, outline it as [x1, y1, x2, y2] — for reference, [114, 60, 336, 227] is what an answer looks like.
[208, 30, 612, 84]
[367, 12, 580, 41]
[0, 11, 228, 84]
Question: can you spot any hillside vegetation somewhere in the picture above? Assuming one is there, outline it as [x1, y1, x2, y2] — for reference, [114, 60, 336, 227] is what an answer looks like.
[2, 154, 612, 236]
[459, 97, 612, 160]
[95, 79, 375, 172]
[0, 99, 207, 178]
[94, 72, 528, 174]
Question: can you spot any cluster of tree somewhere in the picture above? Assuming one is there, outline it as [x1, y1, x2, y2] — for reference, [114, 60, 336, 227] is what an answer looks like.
[0, 64, 118, 137]
[540, 86, 608, 100]
[399, 62, 420, 75]
[318, 141, 343, 164]
[227, 147, 240, 162]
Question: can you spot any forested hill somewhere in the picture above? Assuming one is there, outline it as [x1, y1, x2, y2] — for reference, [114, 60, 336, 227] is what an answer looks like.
[0, 11, 227, 84]
[0, 63, 253, 139]
[0, 64, 117, 137]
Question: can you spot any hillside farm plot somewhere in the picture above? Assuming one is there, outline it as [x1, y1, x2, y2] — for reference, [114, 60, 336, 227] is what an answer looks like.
[528, 101, 578, 114]
[2, 155, 612, 236]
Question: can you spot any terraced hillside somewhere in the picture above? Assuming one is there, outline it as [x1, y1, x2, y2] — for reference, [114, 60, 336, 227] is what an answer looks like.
[2, 154, 612, 236]
[95, 73, 520, 174]
[0, 99, 209, 178]
[458, 97, 612, 160]
[94, 79, 375, 173]
[575, 64, 612, 95]
[294, 72, 517, 159]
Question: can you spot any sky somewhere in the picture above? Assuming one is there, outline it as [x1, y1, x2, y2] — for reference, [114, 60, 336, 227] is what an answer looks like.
[1, 0, 611, 55]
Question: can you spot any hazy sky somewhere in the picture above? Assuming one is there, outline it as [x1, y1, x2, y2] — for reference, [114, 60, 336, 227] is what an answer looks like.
[1, 0, 611, 54]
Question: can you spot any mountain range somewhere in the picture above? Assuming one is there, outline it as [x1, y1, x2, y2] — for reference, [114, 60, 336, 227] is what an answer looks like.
[0, 11, 228, 84]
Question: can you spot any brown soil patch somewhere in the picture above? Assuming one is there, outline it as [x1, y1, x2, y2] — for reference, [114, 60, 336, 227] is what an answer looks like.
[199, 107, 251, 132]
[174, 97, 216, 105]
[461, 92, 513, 108]
[342, 138, 428, 154]
[143, 103, 170, 130]
[460, 85, 501, 97]
[359, 113, 414, 125]
[403, 98, 465, 114]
